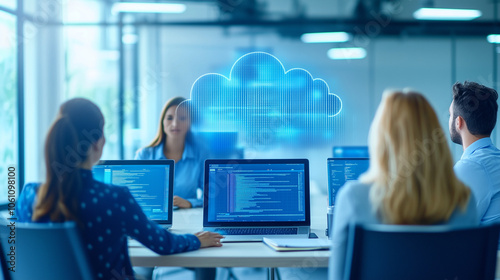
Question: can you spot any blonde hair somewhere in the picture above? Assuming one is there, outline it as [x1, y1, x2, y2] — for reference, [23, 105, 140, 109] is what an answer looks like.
[361, 89, 470, 225]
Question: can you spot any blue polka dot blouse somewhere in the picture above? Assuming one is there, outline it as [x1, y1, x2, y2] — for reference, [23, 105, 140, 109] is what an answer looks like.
[16, 169, 201, 280]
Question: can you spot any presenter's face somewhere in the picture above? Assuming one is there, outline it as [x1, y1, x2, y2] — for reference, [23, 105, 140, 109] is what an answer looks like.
[163, 105, 190, 139]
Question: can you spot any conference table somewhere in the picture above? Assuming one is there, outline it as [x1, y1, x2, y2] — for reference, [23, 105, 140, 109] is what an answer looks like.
[128, 193, 500, 279]
[129, 194, 331, 279]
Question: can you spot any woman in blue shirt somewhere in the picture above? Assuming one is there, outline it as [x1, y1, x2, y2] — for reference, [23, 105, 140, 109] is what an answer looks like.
[328, 90, 479, 280]
[135, 97, 205, 208]
[16, 98, 223, 280]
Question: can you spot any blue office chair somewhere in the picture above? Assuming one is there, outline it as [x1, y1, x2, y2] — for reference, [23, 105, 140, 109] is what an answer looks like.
[16, 222, 94, 280]
[344, 223, 500, 280]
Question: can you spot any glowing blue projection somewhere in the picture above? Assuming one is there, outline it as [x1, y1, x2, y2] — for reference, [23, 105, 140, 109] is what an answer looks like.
[180, 52, 343, 149]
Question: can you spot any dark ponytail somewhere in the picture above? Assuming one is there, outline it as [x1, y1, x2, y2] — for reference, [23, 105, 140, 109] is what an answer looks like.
[33, 98, 104, 223]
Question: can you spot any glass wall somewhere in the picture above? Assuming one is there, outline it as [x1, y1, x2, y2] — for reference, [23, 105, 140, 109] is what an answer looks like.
[64, 26, 120, 160]
[0, 11, 17, 204]
[0, 0, 15, 10]
[10, 0, 500, 194]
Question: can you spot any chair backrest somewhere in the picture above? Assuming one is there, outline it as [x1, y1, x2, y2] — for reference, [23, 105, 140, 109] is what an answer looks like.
[0, 239, 12, 280]
[345, 223, 500, 280]
[15, 222, 94, 280]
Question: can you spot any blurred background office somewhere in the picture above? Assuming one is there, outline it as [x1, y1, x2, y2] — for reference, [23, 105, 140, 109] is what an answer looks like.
[2, 0, 500, 206]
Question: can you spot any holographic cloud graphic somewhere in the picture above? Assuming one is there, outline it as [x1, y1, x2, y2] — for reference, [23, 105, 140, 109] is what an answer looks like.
[180, 52, 343, 149]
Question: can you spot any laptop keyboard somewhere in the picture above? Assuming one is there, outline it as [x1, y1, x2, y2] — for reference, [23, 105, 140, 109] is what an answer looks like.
[214, 228, 298, 235]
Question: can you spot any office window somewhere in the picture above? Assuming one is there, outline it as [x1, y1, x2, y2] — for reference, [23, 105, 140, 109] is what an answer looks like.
[122, 25, 141, 160]
[64, 26, 120, 160]
[0, 11, 17, 203]
[64, 0, 104, 24]
[0, 0, 16, 10]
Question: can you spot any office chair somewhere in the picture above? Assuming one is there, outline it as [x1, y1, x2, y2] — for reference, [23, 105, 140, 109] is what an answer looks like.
[16, 222, 94, 280]
[344, 223, 500, 280]
[0, 239, 12, 280]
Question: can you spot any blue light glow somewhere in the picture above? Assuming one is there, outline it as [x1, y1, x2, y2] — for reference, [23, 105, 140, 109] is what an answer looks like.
[180, 52, 343, 149]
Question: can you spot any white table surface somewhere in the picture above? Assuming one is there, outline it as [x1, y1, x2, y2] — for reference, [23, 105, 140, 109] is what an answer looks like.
[129, 194, 331, 268]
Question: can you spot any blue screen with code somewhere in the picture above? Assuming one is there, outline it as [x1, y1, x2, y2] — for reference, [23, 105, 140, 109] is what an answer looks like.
[92, 165, 170, 221]
[207, 163, 306, 222]
[327, 158, 369, 206]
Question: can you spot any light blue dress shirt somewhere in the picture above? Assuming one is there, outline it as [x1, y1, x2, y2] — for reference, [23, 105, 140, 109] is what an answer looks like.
[454, 137, 500, 224]
[328, 180, 478, 280]
[135, 140, 207, 208]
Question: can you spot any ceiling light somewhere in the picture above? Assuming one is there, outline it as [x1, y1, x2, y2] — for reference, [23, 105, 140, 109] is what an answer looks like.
[327, 48, 366, 60]
[112, 2, 186, 14]
[487, 34, 500, 44]
[300, 32, 351, 43]
[413, 8, 481, 21]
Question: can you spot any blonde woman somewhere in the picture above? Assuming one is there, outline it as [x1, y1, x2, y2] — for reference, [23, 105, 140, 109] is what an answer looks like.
[328, 90, 479, 280]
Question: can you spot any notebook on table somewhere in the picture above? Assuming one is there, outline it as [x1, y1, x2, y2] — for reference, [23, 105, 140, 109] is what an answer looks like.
[203, 159, 310, 242]
[92, 160, 174, 229]
[263, 237, 330, 252]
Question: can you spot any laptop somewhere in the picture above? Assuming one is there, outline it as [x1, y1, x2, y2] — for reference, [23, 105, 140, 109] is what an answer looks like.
[92, 160, 174, 229]
[203, 159, 310, 242]
[326, 157, 369, 237]
[327, 157, 370, 206]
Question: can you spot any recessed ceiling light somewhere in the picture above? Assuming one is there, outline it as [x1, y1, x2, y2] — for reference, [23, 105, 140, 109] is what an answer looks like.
[300, 32, 351, 43]
[112, 2, 186, 14]
[327, 48, 367, 60]
[487, 34, 500, 44]
[413, 8, 481, 21]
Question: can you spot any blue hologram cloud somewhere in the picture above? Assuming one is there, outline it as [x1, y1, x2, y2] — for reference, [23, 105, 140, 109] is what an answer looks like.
[180, 52, 343, 149]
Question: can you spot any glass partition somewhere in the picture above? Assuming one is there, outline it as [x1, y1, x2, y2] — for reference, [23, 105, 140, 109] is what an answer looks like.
[0, 11, 17, 204]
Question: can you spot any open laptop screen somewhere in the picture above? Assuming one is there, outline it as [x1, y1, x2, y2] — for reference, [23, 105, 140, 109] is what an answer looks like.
[327, 158, 369, 206]
[92, 160, 174, 224]
[204, 159, 310, 227]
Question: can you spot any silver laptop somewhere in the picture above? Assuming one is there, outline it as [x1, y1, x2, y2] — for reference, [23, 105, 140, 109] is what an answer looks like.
[92, 160, 174, 229]
[203, 159, 310, 242]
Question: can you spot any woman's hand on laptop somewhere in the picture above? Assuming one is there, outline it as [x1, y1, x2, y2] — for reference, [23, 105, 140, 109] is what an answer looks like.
[173, 195, 192, 208]
[195, 231, 224, 248]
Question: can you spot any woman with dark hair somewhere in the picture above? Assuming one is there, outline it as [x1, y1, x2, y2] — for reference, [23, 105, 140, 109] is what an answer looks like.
[135, 96, 206, 208]
[16, 98, 223, 280]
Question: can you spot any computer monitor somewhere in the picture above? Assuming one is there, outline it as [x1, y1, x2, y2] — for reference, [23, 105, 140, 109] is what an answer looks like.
[92, 160, 174, 226]
[327, 158, 370, 206]
[332, 146, 369, 158]
[195, 131, 244, 159]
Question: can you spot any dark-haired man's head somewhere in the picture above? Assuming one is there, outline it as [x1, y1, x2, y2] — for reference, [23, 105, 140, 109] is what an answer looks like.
[449, 81, 498, 146]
